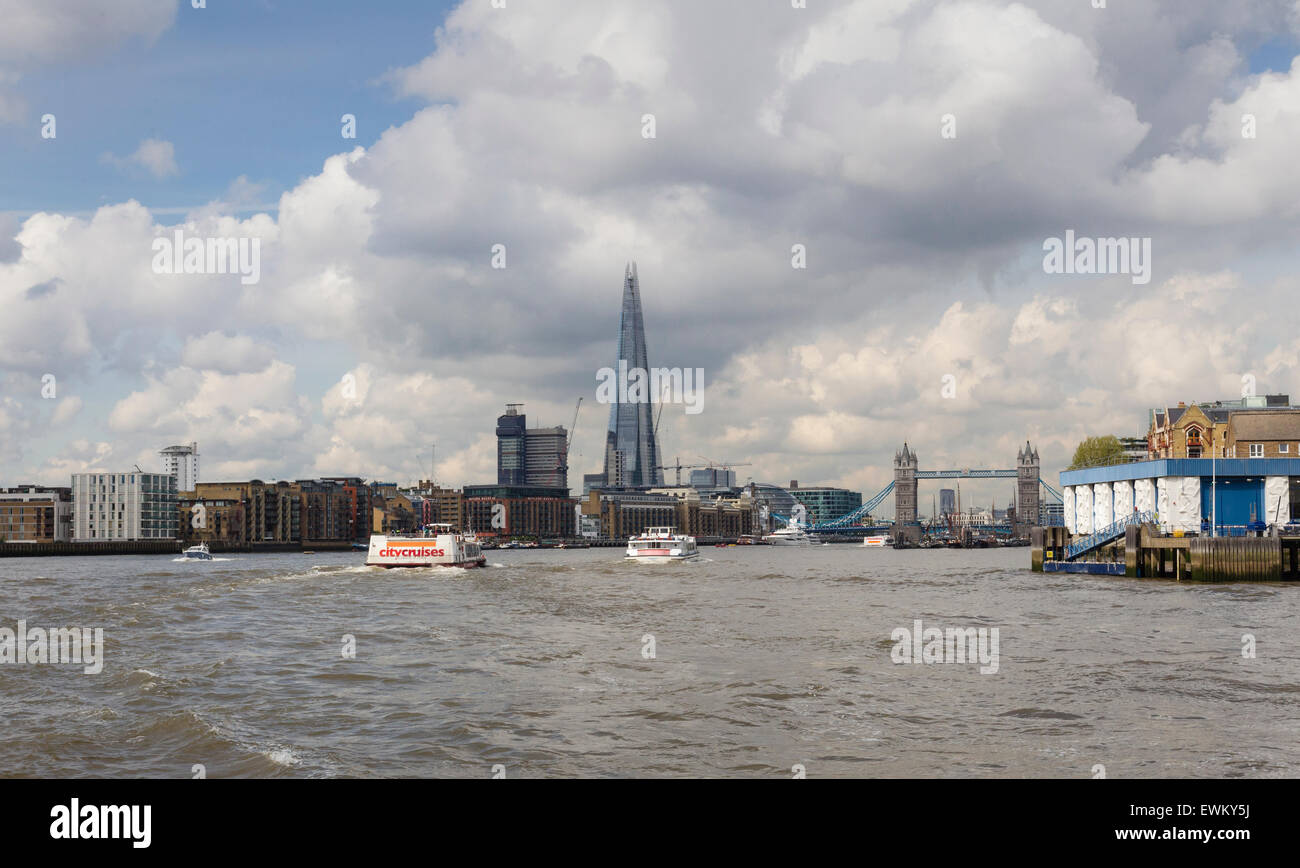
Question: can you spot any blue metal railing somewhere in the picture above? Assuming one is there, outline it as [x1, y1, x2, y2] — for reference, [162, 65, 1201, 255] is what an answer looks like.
[811, 481, 894, 529]
[1066, 511, 1153, 560]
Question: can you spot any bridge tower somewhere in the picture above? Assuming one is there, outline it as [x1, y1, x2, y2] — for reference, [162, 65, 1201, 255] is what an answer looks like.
[1017, 441, 1040, 530]
[894, 443, 920, 541]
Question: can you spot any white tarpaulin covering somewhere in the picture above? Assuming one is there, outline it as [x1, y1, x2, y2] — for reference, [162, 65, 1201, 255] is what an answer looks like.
[1113, 480, 1134, 521]
[1063, 486, 1076, 534]
[1093, 482, 1113, 529]
[1135, 478, 1155, 516]
[1174, 476, 1201, 532]
[1156, 478, 1172, 531]
[1076, 484, 1094, 535]
[1266, 476, 1290, 525]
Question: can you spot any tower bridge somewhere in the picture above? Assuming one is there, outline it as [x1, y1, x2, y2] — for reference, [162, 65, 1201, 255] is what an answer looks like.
[797, 441, 1061, 537]
[891, 441, 1043, 541]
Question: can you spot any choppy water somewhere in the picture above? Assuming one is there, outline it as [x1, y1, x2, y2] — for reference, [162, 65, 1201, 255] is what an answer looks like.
[1, 546, 1296, 778]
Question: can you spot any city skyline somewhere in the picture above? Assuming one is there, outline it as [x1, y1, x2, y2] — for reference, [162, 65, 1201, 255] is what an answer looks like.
[4, 0, 1300, 508]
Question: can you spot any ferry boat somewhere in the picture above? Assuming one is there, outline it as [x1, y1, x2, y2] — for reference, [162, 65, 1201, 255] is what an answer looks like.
[625, 527, 699, 562]
[180, 543, 213, 561]
[762, 526, 820, 546]
[366, 524, 486, 568]
[861, 534, 891, 548]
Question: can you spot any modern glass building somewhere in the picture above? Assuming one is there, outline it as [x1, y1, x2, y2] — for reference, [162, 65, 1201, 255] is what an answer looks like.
[789, 486, 863, 524]
[496, 404, 527, 486]
[601, 262, 663, 488]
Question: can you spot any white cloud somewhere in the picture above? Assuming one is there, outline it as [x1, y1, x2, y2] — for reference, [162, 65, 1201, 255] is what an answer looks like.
[102, 138, 179, 180]
[4, 0, 1300, 504]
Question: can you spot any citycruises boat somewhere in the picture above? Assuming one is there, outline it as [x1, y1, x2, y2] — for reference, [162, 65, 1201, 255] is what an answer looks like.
[861, 534, 892, 548]
[625, 527, 699, 562]
[180, 543, 214, 561]
[762, 525, 821, 546]
[366, 524, 486, 569]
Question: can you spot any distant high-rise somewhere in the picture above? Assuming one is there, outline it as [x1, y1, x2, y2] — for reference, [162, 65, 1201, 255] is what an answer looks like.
[160, 442, 199, 493]
[496, 405, 527, 485]
[939, 488, 956, 516]
[601, 263, 663, 488]
[495, 404, 569, 491]
[525, 426, 568, 489]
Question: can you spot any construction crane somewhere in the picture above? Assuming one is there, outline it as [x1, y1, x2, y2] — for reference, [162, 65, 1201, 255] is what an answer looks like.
[555, 398, 582, 483]
[566, 397, 582, 450]
[654, 456, 753, 487]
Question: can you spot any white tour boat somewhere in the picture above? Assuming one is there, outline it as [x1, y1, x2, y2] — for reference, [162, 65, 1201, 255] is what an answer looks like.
[862, 534, 892, 548]
[180, 543, 214, 560]
[625, 527, 699, 562]
[366, 523, 486, 569]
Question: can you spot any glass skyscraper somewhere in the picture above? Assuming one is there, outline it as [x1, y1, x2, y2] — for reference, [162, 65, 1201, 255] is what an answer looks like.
[602, 263, 663, 488]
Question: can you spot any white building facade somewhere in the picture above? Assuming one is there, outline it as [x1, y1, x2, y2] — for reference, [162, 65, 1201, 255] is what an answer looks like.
[72, 472, 178, 541]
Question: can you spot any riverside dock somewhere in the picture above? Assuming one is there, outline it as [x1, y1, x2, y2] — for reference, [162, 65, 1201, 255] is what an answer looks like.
[1033, 523, 1300, 581]
[1032, 456, 1300, 582]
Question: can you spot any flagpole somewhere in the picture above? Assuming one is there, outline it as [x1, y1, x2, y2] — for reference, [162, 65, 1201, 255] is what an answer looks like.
[1211, 428, 1217, 538]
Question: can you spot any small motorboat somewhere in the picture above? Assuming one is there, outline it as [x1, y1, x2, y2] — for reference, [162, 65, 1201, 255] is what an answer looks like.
[180, 543, 213, 561]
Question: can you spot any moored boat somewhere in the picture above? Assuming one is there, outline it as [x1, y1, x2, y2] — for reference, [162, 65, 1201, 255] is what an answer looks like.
[862, 534, 891, 548]
[762, 526, 820, 546]
[625, 527, 698, 562]
[366, 524, 486, 568]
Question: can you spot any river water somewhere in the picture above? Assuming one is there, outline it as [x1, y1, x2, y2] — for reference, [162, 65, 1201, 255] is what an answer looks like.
[1, 546, 1296, 778]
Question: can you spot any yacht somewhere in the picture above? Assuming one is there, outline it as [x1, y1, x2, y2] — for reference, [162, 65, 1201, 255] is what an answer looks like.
[180, 543, 213, 561]
[366, 524, 486, 568]
[762, 525, 820, 546]
[625, 527, 699, 562]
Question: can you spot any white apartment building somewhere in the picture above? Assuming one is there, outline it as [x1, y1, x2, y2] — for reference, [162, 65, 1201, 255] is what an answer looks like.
[72, 472, 178, 541]
[159, 442, 200, 493]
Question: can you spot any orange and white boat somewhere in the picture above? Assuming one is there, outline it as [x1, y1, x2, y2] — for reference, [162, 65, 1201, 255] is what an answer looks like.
[366, 524, 486, 568]
[862, 534, 891, 548]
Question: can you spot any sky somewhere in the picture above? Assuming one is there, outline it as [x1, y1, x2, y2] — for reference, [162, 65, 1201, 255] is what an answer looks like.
[3, 0, 1300, 514]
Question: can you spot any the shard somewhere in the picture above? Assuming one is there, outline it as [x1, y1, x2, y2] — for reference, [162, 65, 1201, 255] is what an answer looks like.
[602, 263, 664, 487]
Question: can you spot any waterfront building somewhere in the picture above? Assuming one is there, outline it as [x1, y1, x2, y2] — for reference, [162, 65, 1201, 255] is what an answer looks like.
[581, 488, 753, 539]
[297, 479, 353, 543]
[745, 483, 800, 533]
[463, 484, 575, 538]
[372, 491, 417, 535]
[0, 486, 73, 542]
[192, 480, 301, 545]
[1061, 458, 1300, 536]
[72, 472, 177, 541]
[598, 263, 664, 489]
[159, 442, 200, 493]
[322, 477, 373, 540]
[789, 485, 862, 524]
[177, 496, 247, 547]
[1225, 410, 1300, 458]
[412, 483, 466, 529]
[1147, 395, 1295, 459]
